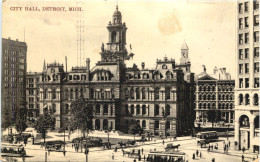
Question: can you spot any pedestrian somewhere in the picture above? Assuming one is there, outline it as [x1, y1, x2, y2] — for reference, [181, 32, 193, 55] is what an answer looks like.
[144, 155, 146, 161]
[200, 151, 202, 158]
[112, 153, 114, 160]
[242, 147, 245, 153]
[142, 148, 143, 154]
[253, 156, 255, 161]
[162, 140, 165, 145]
[138, 149, 140, 156]
[228, 141, 230, 147]
[196, 150, 199, 157]
[138, 155, 141, 161]
[48, 148, 50, 155]
[192, 153, 195, 159]
[207, 147, 210, 153]
[242, 155, 244, 162]
[212, 158, 215, 162]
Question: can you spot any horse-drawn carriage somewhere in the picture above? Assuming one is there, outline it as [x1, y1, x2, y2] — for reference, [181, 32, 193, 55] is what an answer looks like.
[165, 143, 180, 151]
[44, 140, 64, 151]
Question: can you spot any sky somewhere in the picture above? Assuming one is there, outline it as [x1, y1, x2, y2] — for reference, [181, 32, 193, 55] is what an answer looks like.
[3, 0, 236, 78]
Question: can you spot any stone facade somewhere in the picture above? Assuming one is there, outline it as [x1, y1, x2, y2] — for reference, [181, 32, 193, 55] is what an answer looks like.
[2, 38, 27, 126]
[234, 0, 259, 153]
[194, 67, 235, 128]
[26, 6, 195, 136]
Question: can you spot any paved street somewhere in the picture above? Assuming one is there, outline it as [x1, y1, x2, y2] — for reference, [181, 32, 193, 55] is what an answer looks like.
[1, 131, 259, 162]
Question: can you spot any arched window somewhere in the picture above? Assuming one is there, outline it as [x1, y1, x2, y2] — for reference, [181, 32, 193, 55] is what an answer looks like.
[203, 103, 206, 109]
[111, 31, 116, 42]
[212, 95, 215, 100]
[142, 120, 146, 128]
[239, 94, 243, 105]
[52, 103, 56, 113]
[52, 89, 56, 99]
[142, 88, 146, 99]
[230, 103, 233, 109]
[254, 116, 259, 130]
[131, 105, 134, 114]
[154, 88, 160, 100]
[212, 86, 215, 91]
[125, 105, 129, 114]
[199, 86, 202, 91]
[103, 104, 108, 115]
[136, 88, 140, 99]
[218, 103, 221, 109]
[208, 103, 211, 109]
[212, 103, 216, 109]
[130, 88, 134, 99]
[96, 104, 100, 114]
[207, 95, 211, 100]
[254, 94, 259, 106]
[136, 105, 140, 114]
[208, 86, 211, 91]
[203, 86, 206, 91]
[229, 94, 233, 100]
[222, 94, 225, 100]
[199, 103, 202, 109]
[75, 89, 79, 99]
[65, 104, 69, 114]
[155, 104, 160, 116]
[199, 95, 202, 100]
[166, 88, 171, 100]
[142, 105, 146, 115]
[80, 88, 84, 97]
[218, 94, 221, 100]
[203, 95, 206, 100]
[240, 115, 250, 127]
[90, 88, 94, 99]
[65, 89, 69, 99]
[166, 71, 172, 79]
[166, 104, 170, 116]
[245, 94, 250, 105]
[226, 94, 229, 100]
[70, 89, 73, 99]
[166, 121, 170, 129]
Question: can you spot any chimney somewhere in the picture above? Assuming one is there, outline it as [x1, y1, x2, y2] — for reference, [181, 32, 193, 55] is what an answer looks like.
[65, 56, 67, 72]
[86, 58, 90, 71]
[141, 62, 145, 70]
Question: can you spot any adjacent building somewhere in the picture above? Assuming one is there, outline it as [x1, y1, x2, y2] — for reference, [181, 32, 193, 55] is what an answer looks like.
[194, 66, 235, 128]
[234, 0, 259, 153]
[2, 38, 27, 127]
[28, 6, 195, 137]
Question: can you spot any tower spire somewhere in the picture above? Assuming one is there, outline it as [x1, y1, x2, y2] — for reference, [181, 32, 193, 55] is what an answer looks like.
[43, 59, 46, 71]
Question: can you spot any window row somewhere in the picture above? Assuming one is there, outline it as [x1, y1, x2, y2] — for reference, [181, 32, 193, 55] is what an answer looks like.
[239, 32, 259, 45]
[238, 93, 259, 106]
[126, 71, 176, 80]
[90, 89, 114, 99]
[239, 62, 259, 74]
[64, 89, 84, 100]
[239, 77, 259, 88]
[198, 103, 233, 109]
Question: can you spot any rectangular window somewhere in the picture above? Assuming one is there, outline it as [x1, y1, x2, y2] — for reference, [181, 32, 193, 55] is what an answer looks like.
[254, 47, 259, 58]
[155, 121, 159, 129]
[245, 78, 249, 88]
[239, 64, 243, 74]
[245, 17, 249, 28]
[29, 84, 34, 88]
[254, 31, 259, 42]
[239, 34, 243, 44]
[254, 62, 259, 72]
[245, 63, 249, 73]
[239, 18, 243, 29]
[254, 0, 259, 10]
[255, 78, 259, 88]
[239, 3, 243, 13]
[29, 97, 34, 102]
[245, 33, 249, 43]
[29, 90, 34, 95]
[245, 48, 249, 59]
[254, 15, 259, 26]
[244, 2, 249, 12]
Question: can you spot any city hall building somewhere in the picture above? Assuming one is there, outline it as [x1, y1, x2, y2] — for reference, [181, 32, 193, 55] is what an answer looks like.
[26, 6, 195, 137]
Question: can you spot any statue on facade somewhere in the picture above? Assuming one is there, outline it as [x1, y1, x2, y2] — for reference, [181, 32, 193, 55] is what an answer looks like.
[101, 43, 104, 52]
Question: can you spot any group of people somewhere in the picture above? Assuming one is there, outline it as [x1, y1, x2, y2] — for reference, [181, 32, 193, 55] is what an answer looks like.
[72, 141, 83, 152]
[192, 149, 202, 160]
[223, 141, 231, 154]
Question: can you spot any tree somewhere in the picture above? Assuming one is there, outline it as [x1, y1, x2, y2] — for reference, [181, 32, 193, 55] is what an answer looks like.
[69, 97, 93, 138]
[15, 118, 28, 135]
[33, 111, 55, 144]
[128, 123, 143, 141]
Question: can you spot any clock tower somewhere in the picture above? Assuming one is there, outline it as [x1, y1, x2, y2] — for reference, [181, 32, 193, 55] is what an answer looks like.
[100, 5, 133, 63]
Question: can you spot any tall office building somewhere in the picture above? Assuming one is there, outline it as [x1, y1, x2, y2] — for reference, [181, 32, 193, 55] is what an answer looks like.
[2, 38, 27, 128]
[234, 0, 259, 152]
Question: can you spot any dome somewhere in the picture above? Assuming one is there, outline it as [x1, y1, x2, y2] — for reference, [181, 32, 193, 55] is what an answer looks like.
[113, 5, 121, 16]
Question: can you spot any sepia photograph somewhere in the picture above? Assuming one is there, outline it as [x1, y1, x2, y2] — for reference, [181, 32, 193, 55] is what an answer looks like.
[1, 0, 259, 161]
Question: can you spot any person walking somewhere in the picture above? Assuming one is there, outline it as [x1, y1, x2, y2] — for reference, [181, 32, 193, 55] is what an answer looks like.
[162, 140, 165, 145]
[196, 150, 199, 157]
[142, 148, 144, 154]
[112, 153, 114, 160]
[242, 155, 244, 162]
[200, 151, 202, 158]
[212, 158, 215, 162]
[242, 147, 245, 153]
